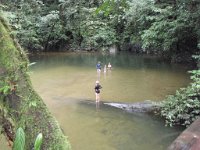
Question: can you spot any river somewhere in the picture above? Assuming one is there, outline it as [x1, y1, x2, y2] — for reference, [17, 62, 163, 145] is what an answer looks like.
[28, 52, 190, 150]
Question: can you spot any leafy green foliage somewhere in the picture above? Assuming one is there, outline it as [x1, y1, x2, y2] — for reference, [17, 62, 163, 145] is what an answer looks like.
[2, 0, 44, 51]
[140, 1, 200, 61]
[161, 65, 200, 127]
[13, 127, 25, 150]
[141, 6, 177, 51]
[38, 10, 68, 50]
[1, 0, 200, 60]
[0, 85, 10, 95]
[29, 101, 37, 107]
[34, 133, 43, 150]
[0, 79, 11, 96]
[95, 0, 129, 48]
[13, 127, 43, 150]
[80, 20, 117, 49]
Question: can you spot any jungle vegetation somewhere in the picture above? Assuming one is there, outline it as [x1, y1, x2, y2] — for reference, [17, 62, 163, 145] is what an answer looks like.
[161, 56, 200, 127]
[0, 0, 200, 130]
[0, 0, 199, 62]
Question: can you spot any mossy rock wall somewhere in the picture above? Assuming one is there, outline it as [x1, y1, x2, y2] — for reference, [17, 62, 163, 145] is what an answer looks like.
[0, 16, 71, 149]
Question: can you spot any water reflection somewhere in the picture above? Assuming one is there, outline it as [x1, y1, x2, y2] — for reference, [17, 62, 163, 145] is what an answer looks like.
[29, 52, 190, 150]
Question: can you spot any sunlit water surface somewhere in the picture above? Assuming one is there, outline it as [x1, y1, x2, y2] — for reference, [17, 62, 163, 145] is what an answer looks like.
[27, 52, 191, 150]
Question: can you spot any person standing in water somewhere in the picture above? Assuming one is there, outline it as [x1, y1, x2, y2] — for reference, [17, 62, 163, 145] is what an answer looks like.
[104, 65, 107, 74]
[96, 61, 101, 80]
[94, 80, 102, 103]
[96, 61, 101, 73]
[107, 62, 112, 70]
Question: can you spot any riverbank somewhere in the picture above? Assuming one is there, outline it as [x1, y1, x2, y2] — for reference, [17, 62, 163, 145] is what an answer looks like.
[0, 18, 71, 149]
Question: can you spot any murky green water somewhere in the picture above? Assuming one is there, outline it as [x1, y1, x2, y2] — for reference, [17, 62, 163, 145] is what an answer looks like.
[28, 52, 190, 150]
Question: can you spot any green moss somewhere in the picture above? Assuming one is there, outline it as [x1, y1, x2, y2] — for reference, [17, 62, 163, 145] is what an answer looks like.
[0, 17, 71, 149]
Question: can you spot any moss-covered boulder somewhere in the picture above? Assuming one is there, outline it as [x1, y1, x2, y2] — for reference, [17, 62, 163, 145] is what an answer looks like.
[0, 16, 71, 149]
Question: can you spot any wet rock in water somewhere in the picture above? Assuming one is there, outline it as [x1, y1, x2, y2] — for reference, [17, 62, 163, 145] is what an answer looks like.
[104, 100, 161, 113]
[80, 100, 161, 113]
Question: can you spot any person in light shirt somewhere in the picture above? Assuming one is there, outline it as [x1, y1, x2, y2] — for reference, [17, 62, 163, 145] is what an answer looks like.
[107, 62, 112, 70]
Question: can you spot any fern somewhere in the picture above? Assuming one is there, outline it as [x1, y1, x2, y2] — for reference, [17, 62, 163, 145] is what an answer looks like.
[34, 133, 43, 150]
[13, 127, 25, 150]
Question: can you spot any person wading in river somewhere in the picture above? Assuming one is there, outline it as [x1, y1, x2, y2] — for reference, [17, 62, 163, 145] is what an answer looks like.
[107, 62, 112, 70]
[94, 80, 102, 104]
[96, 61, 101, 73]
[96, 61, 101, 80]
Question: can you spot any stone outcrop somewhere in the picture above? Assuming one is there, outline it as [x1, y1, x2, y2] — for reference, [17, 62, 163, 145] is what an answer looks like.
[168, 118, 200, 150]
[81, 100, 161, 114]
[104, 100, 161, 113]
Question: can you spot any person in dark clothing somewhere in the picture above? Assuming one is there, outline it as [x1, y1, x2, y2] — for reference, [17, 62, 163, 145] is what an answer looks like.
[94, 80, 102, 103]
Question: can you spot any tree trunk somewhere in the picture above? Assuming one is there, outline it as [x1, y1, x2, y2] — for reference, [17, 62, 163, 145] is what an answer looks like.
[0, 17, 71, 150]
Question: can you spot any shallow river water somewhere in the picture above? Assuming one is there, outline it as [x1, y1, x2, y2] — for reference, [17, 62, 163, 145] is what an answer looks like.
[2, 52, 191, 150]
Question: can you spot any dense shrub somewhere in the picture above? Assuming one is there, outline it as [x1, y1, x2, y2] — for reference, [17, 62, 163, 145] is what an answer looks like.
[161, 64, 200, 127]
